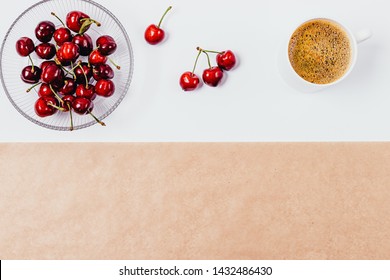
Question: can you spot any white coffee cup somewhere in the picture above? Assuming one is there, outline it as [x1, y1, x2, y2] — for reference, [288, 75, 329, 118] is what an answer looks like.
[278, 18, 372, 93]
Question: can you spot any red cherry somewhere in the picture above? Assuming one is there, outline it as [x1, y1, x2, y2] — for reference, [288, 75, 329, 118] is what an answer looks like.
[35, 96, 58, 117]
[66, 11, 100, 34]
[180, 72, 200, 91]
[145, 25, 165, 45]
[35, 43, 56, 60]
[21, 66, 42, 84]
[88, 49, 107, 66]
[216, 50, 236, 71]
[72, 33, 93, 56]
[53, 27, 73, 46]
[96, 35, 117, 55]
[72, 96, 93, 115]
[35, 21, 55, 43]
[16, 37, 35, 57]
[74, 62, 92, 84]
[202, 67, 224, 87]
[92, 64, 114, 80]
[61, 95, 75, 112]
[57, 42, 80, 62]
[75, 84, 96, 100]
[55, 49, 72, 66]
[145, 6, 172, 45]
[38, 83, 54, 98]
[58, 78, 77, 96]
[41, 64, 64, 85]
[40, 60, 57, 71]
[95, 79, 115, 97]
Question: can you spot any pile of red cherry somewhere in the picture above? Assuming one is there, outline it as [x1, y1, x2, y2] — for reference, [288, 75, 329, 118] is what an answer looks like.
[16, 10, 120, 130]
[179, 48, 237, 91]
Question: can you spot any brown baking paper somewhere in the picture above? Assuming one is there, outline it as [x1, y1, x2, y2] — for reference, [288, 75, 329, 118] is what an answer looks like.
[1, 143, 389, 260]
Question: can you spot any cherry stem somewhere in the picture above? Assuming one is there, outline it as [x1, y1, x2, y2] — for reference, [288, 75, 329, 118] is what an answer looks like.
[108, 57, 121, 70]
[68, 103, 74, 131]
[28, 55, 35, 73]
[199, 49, 223, 54]
[51, 12, 65, 27]
[192, 49, 202, 74]
[26, 82, 42, 93]
[79, 18, 101, 34]
[49, 84, 64, 105]
[61, 64, 76, 79]
[48, 103, 65, 112]
[203, 50, 212, 68]
[88, 110, 106, 126]
[77, 62, 89, 88]
[157, 6, 172, 28]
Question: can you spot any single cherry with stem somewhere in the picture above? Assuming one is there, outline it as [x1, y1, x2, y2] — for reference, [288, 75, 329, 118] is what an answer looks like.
[76, 84, 96, 100]
[179, 49, 201, 91]
[21, 66, 42, 84]
[57, 42, 80, 63]
[145, 6, 172, 45]
[95, 79, 115, 97]
[35, 21, 56, 43]
[35, 43, 56, 60]
[35, 96, 58, 117]
[16, 37, 35, 57]
[72, 97, 106, 126]
[72, 33, 93, 56]
[88, 49, 107, 66]
[58, 78, 77, 95]
[52, 12, 73, 46]
[96, 35, 117, 55]
[66, 11, 101, 34]
[37, 83, 54, 97]
[74, 62, 92, 84]
[93, 64, 114, 81]
[62, 95, 75, 131]
[198, 48, 224, 87]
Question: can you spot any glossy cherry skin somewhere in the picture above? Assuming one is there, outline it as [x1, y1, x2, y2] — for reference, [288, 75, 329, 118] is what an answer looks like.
[179, 72, 200, 91]
[74, 62, 92, 84]
[16, 37, 35, 57]
[66, 11, 90, 33]
[92, 64, 114, 80]
[61, 95, 75, 111]
[41, 64, 64, 85]
[21, 66, 42, 84]
[95, 79, 115, 97]
[38, 83, 54, 98]
[58, 78, 77, 95]
[53, 27, 73, 46]
[72, 33, 93, 56]
[55, 49, 72, 66]
[88, 49, 107, 66]
[96, 35, 117, 55]
[216, 50, 236, 71]
[35, 43, 56, 60]
[35, 21, 56, 43]
[57, 42, 80, 62]
[145, 24, 165, 45]
[35, 96, 58, 117]
[75, 84, 96, 100]
[72, 97, 93, 115]
[202, 67, 224, 87]
[40, 60, 57, 71]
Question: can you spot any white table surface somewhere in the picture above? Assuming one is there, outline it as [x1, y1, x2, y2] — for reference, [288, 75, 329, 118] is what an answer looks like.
[0, 0, 389, 142]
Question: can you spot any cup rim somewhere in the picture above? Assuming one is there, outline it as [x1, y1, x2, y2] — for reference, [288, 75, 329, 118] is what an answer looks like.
[287, 17, 358, 88]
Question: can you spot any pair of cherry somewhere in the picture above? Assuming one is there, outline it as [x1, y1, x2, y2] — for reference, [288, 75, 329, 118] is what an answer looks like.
[16, 10, 120, 130]
[180, 48, 237, 91]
